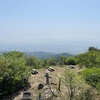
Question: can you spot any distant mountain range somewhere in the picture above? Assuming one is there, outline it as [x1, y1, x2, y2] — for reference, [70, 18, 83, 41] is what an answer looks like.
[0, 51, 73, 59]
[25, 51, 73, 59]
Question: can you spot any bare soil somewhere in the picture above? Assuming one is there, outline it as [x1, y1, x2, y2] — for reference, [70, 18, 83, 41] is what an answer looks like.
[13, 66, 70, 100]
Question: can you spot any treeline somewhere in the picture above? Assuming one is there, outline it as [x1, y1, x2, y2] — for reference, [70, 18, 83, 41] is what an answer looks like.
[26, 55, 77, 67]
[77, 49, 100, 68]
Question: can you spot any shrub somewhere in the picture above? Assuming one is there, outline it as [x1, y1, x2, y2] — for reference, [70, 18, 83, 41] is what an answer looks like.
[82, 68, 100, 90]
[66, 57, 76, 65]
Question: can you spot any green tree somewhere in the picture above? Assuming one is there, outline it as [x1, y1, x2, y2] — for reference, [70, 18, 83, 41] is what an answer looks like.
[77, 50, 100, 68]
[47, 57, 57, 66]
[63, 68, 89, 100]
[0, 51, 31, 98]
[66, 57, 76, 65]
[40, 59, 48, 67]
[59, 56, 67, 65]
[88, 46, 100, 52]
[26, 56, 41, 68]
[63, 68, 99, 100]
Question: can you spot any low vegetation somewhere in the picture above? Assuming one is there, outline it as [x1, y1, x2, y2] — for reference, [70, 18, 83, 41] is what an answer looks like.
[82, 68, 100, 91]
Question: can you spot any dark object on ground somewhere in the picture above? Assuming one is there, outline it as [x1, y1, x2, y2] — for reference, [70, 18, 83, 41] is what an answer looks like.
[48, 67, 55, 72]
[51, 83, 57, 85]
[31, 69, 38, 74]
[38, 83, 44, 90]
[69, 65, 76, 69]
[45, 73, 52, 85]
[21, 91, 33, 100]
[36, 93, 45, 100]
[58, 77, 61, 92]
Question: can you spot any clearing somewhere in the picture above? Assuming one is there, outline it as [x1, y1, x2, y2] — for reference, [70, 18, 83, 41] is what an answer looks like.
[13, 65, 79, 100]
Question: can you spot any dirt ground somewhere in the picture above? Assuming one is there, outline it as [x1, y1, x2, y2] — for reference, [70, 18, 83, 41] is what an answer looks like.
[13, 66, 70, 100]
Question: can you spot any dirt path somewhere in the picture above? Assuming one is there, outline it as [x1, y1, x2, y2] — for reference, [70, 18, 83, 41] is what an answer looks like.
[13, 66, 73, 100]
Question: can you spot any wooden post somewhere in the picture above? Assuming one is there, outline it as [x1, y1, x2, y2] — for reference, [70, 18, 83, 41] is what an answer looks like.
[39, 93, 41, 99]
[58, 77, 61, 92]
[45, 73, 50, 85]
[36, 93, 44, 100]
[49, 86, 58, 97]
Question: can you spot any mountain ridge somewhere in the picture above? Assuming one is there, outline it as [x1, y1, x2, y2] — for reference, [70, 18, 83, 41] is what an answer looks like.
[24, 51, 73, 59]
[0, 51, 74, 59]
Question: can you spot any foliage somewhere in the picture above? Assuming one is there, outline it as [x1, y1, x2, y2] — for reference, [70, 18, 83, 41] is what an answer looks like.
[40, 59, 48, 67]
[47, 57, 57, 66]
[82, 68, 100, 91]
[59, 56, 67, 65]
[78, 87, 99, 100]
[77, 50, 100, 68]
[26, 56, 57, 68]
[0, 51, 58, 98]
[66, 57, 76, 65]
[0, 51, 31, 98]
[26, 56, 41, 68]
[88, 46, 100, 52]
[63, 68, 100, 100]
[63, 68, 88, 100]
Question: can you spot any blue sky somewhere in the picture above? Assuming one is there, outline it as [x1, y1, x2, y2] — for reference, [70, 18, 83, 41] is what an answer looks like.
[0, 0, 100, 53]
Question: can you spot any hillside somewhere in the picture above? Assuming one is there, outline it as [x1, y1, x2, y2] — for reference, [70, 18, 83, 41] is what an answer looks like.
[25, 52, 73, 59]
[0, 51, 73, 59]
[1, 49, 100, 100]
[4, 66, 98, 100]
[25, 51, 55, 59]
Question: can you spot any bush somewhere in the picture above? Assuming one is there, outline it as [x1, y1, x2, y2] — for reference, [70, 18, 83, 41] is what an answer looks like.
[66, 57, 76, 65]
[82, 68, 100, 90]
[0, 51, 31, 98]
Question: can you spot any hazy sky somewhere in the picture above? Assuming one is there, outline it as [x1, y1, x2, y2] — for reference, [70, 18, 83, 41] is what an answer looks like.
[0, 0, 100, 53]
